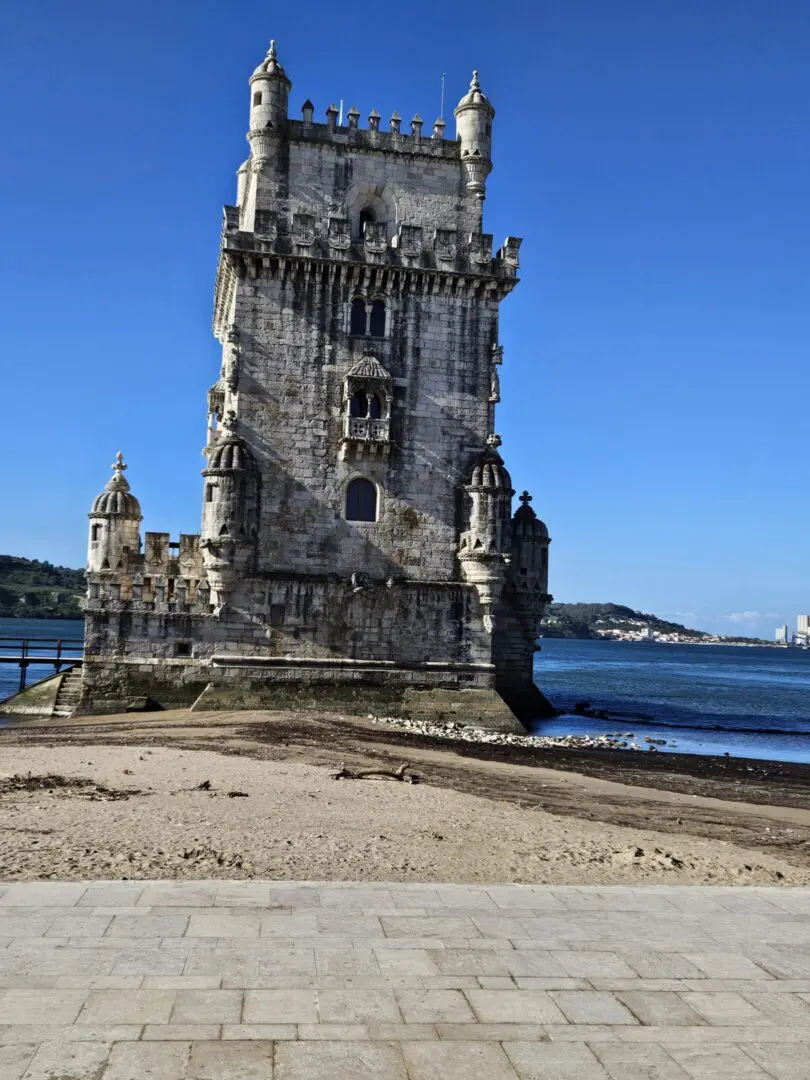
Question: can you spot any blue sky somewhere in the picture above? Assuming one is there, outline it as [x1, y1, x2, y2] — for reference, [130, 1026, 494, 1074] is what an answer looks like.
[1, 1, 808, 637]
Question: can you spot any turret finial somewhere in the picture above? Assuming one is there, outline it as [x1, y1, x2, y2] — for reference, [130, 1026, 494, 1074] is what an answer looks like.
[105, 451, 131, 492]
[268, 39, 277, 59]
[471, 70, 480, 89]
[519, 490, 532, 506]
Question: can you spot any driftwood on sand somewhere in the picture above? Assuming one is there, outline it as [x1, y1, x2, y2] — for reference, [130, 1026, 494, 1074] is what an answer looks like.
[331, 762, 419, 783]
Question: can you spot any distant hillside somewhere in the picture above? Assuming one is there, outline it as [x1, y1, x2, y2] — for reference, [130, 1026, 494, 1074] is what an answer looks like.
[541, 603, 766, 644]
[0, 556, 85, 619]
[541, 602, 704, 640]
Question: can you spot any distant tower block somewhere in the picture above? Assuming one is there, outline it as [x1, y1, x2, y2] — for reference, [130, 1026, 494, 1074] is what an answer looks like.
[79, 42, 553, 726]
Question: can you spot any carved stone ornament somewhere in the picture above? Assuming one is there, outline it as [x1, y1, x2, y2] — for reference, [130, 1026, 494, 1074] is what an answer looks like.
[363, 221, 387, 255]
[254, 209, 278, 241]
[221, 410, 238, 431]
[499, 236, 522, 267]
[222, 328, 241, 391]
[434, 228, 457, 262]
[397, 224, 423, 259]
[489, 344, 503, 404]
[350, 571, 370, 593]
[469, 232, 493, 265]
[292, 212, 316, 246]
[328, 217, 351, 251]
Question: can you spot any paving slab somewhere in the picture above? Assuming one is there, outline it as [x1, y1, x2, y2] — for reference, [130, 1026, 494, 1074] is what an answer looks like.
[0, 882, 809, 1077]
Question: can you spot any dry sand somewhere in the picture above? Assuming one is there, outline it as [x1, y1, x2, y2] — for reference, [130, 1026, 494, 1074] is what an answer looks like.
[1, 709, 809, 885]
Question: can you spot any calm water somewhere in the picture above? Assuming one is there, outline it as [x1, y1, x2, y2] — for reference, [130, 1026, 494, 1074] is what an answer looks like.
[2, 621, 810, 763]
[533, 638, 810, 763]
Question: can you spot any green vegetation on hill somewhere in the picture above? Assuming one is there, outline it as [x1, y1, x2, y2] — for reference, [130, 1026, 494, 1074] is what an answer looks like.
[0, 556, 85, 619]
[541, 602, 703, 640]
[541, 603, 767, 643]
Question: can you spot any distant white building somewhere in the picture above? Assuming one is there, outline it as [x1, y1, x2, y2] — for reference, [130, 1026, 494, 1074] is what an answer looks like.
[639, 627, 656, 641]
[797, 615, 810, 646]
[775, 624, 789, 644]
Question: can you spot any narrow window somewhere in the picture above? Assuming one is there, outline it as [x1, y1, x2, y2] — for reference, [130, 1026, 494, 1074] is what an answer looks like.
[369, 298, 386, 337]
[359, 207, 376, 235]
[369, 394, 382, 420]
[346, 478, 377, 522]
[253, 91, 263, 106]
[350, 297, 367, 335]
[91, 524, 101, 542]
[205, 484, 214, 502]
[349, 391, 368, 418]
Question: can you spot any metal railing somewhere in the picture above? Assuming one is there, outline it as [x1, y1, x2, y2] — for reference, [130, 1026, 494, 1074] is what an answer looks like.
[0, 638, 84, 693]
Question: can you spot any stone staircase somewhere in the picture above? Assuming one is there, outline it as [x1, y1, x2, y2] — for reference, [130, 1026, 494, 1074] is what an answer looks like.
[52, 667, 82, 718]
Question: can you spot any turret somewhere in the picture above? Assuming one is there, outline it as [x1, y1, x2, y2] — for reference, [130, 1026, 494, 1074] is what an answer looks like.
[87, 452, 142, 573]
[249, 39, 291, 130]
[200, 433, 259, 609]
[509, 491, 550, 606]
[458, 439, 513, 631]
[454, 70, 495, 199]
[248, 40, 291, 166]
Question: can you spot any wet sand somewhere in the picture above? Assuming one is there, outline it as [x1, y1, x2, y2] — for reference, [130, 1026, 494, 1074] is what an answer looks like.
[1, 709, 808, 884]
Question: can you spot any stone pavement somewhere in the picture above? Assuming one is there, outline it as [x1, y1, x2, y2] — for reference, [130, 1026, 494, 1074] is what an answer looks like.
[1, 884, 810, 1078]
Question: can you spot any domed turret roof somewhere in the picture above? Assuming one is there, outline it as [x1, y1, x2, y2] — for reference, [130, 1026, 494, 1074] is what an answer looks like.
[513, 491, 549, 539]
[469, 447, 512, 491]
[90, 452, 142, 519]
[455, 71, 494, 113]
[346, 349, 391, 382]
[205, 435, 255, 473]
[251, 40, 291, 85]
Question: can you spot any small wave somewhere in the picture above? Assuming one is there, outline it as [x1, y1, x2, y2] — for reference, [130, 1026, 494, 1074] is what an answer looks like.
[551, 713, 810, 737]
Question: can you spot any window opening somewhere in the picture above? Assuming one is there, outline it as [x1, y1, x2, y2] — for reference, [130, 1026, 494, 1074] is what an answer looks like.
[359, 207, 376, 234]
[369, 394, 382, 420]
[175, 642, 191, 657]
[350, 297, 367, 335]
[253, 92, 263, 106]
[205, 484, 214, 502]
[369, 298, 386, 337]
[346, 478, 377, 522]
[349, 392, 368, 418]
[91, 524, 101, 542]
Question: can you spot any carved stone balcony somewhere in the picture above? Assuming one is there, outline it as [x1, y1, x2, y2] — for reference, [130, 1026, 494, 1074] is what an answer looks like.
[340, 415, 390, 460]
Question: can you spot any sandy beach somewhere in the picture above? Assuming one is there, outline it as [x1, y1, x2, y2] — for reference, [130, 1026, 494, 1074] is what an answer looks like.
[1, 709, 809, 885]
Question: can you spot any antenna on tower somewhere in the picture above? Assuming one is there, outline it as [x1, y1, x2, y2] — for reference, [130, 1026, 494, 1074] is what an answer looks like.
[439, 73, 446, 119]
[338, 99, 344, 126]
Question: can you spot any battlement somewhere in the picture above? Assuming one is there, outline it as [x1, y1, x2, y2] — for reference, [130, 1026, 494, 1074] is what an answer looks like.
[282, 113, 459, 159]
[220, 207, 521, 279]
[86, 532, 208, 610]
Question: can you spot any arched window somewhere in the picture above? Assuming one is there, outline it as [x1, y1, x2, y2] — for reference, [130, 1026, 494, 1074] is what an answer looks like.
[346, 477, 377, 522]
[349, 392, 368, 418]
[359, 207, 376, 235]
[369, 394, 382, 420]
[369, 298, 386, 337]
[350, 297, 367, 336]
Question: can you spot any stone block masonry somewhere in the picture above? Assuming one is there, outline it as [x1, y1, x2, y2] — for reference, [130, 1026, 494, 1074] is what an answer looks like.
[80, 41, 553, 726]
[0, 882, 808, 1078]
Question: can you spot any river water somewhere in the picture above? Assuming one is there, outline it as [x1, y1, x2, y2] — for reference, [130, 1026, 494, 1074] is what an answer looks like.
[2, 620, 809, 764]
[534, 637, 810, 763]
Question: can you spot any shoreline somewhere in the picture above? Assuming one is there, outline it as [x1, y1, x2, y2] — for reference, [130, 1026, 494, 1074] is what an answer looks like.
[1, 707, 808, 884]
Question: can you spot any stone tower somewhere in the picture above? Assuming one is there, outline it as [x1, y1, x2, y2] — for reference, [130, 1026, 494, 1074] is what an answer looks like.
[80, 42, 553, 727]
